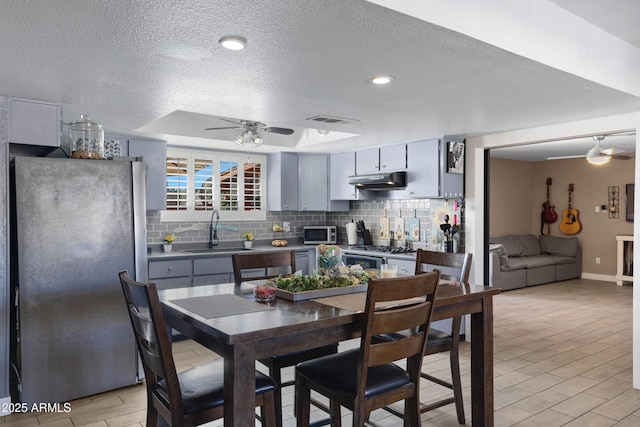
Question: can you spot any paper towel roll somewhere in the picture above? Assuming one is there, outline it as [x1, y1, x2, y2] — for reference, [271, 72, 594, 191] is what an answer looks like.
[346, 222, 358, 245]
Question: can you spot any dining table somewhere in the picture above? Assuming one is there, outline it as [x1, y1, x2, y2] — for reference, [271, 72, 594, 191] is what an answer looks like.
[159, 281, 500, 426]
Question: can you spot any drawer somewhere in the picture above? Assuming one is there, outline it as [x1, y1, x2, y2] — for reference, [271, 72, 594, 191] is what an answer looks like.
[193, 273, 234, 286]
[193, 257, 234, 275]
[149, 259, 192, 279]
[153, 276, 192, 290]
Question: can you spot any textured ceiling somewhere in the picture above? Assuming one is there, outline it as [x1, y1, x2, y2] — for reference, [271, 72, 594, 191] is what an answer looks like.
[1, 0, 639, 156]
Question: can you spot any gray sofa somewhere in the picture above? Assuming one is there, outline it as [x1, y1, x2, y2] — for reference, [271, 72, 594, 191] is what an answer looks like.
[489, 234, 582, 290]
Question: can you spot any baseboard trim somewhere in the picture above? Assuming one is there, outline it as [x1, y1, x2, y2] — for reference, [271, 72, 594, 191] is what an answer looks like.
[581, 273, 616, 282]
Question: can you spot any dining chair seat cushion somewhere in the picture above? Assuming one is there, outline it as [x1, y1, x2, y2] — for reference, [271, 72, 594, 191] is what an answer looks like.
[259, 343, 338, 367]
[155, 359, 277, 415]
[296, 349, 410, 400]
[375, 328, 452, 348]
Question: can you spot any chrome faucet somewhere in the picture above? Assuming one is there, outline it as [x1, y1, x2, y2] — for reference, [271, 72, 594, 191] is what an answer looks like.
[208, 208, 220, 248]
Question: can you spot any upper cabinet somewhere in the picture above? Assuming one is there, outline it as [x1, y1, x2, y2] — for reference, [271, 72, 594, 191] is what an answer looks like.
[330, 137, 463, 200]
[2, 97, 61, 147]
[355, 145, 406, 175]
[127, 138, 167, 211]
[268, 152, 348, 211]
[330, 151, 358, 200]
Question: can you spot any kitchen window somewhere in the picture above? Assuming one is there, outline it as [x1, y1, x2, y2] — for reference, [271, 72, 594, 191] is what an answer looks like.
[161, 148, 267, 222]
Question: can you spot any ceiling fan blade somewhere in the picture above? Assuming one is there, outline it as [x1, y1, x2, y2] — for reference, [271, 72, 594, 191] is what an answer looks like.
[205, 126, 244, 131]
[601, 147, 626, 156]
[547, 154, 586, 160]
[612, 153, 633, 160]
[218, 117, 244, 125]
[263, 126, 294, 135]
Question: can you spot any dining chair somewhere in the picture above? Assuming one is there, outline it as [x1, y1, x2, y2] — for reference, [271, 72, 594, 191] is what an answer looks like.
[232, 251, 339, 427]
[376, 249, 472, 423]
[118, 270, 278, 427]
[295, 270, 441, 427]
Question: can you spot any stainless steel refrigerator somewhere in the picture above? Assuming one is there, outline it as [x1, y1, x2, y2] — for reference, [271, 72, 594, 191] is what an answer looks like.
[9, 156, 148, 405]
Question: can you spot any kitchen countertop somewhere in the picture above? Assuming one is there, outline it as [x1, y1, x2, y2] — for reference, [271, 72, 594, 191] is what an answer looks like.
[148, 242, 316, 260]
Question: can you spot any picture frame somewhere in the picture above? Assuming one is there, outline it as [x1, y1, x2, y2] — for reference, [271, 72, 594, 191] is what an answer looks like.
[447, 141, 464, 174]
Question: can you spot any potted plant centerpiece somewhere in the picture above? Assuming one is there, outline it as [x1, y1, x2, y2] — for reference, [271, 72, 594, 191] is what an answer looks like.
[163, 232, 175, 253]
[243, 230, 254, 248]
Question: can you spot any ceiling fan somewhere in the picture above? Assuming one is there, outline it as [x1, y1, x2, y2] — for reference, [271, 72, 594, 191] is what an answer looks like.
[205, 118, 294, 147]
[547, 134, 634, 164]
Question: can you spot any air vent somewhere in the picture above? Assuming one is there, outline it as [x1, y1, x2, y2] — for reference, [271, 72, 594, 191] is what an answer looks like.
[306, 115, 359, 125]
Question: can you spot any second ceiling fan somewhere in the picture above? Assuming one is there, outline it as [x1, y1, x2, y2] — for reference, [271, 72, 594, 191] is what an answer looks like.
[548, 134, 634, 164]
[205, 118, 294, 147]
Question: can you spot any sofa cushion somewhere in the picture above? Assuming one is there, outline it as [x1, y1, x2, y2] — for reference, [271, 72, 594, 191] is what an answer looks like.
[490, 235, 541, 257]
[489, 244, 509, 267]
[519, 234, 542, 256]
[518, 255, 556, 268]
[539, 235, 578, 257]
[547, 255, 577, 265]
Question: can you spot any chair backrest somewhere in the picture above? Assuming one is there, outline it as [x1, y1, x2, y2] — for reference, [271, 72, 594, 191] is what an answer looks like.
[414, 249, 472, 288]
[118, 271, 183, 417]
[232, 250, 296, 284]
[358, 271, 440, 393]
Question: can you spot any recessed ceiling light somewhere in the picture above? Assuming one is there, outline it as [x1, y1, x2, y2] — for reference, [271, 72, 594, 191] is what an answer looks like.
[370, 76, 393, 85]
[219, 36, 247, 50]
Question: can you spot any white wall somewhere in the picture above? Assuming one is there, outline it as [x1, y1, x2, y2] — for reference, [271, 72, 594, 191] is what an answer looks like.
[465, 111, 640, 388]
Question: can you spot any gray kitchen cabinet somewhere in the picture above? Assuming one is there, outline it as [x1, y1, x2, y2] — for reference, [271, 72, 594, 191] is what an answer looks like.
[295, 250, 311, 276]
[387, 258, 416, 276]
[268, 152, 348, 211]
[397, 139, 440, 199]
[3, 97, 61, 147]
[299, 154, 328, 211]
[329, 151, 358, 200]
[128, 137, 167, 211]
[148, 258, 192, 290]
[192, 256, 235, 285]
[355, 145, 406, 175]
[267, 152, 299, 211]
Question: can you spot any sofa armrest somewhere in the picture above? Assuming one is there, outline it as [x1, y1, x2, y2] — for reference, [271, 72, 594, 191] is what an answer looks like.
[488, 252, 502, 288]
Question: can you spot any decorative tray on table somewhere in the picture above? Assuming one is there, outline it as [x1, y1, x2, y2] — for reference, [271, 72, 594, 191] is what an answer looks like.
[266, 265, 377, 301]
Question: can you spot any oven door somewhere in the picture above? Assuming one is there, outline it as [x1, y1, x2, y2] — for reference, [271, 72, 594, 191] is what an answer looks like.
[342, 253, 384, 270]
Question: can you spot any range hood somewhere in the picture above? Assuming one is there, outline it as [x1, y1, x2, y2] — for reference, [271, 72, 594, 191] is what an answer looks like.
[348, 171, 407, 191]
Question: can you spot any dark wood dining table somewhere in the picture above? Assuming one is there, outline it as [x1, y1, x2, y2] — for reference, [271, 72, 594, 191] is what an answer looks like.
[159, 282, 500, 426]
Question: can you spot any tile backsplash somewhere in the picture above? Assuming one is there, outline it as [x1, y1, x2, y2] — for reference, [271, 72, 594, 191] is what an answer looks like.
[147, 197, 464, 252]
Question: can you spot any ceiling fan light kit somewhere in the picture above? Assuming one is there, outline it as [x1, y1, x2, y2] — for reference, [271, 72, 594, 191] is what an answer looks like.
[205, 118, 294, 148]
[586, 153, 610, 165]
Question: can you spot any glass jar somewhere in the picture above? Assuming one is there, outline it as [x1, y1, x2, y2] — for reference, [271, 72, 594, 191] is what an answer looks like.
[69, 115, 104, 159]
[316, 245, 343, 277]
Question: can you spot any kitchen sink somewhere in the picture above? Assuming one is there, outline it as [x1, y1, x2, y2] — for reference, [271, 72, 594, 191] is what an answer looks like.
[178, 247, 252, 254]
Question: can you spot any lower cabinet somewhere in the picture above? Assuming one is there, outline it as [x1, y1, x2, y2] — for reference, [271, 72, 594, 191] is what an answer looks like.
[148, 259, 192, 290]
[192, 256, 235, 285]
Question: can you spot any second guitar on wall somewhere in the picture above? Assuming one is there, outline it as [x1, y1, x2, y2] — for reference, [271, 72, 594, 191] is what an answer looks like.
[560, 183, 582, 235]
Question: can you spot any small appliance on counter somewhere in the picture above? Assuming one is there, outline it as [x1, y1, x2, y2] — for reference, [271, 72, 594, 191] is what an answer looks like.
[303, 225, 337, 244]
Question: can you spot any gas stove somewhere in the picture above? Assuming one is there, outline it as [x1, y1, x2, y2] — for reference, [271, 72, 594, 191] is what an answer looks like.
[349, 245, 416, 255]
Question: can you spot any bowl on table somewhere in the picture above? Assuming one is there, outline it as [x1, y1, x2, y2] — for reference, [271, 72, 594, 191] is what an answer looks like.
[254, 285, 277, 302]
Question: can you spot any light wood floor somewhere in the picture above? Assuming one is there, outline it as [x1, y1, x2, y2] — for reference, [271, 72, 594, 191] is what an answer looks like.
[1, 278, 636, 426]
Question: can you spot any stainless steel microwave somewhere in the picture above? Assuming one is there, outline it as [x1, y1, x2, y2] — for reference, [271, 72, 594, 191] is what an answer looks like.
[303, 226, 337, 244]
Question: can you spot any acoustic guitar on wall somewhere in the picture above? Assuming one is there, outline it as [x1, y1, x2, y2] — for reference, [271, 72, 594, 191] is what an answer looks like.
[560, 183, 581, 235]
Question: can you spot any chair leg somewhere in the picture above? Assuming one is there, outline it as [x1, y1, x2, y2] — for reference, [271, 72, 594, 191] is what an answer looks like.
[404, 395, 420, 427]
[147, 398, 158, 427]
[268, 363, 284, 427]
[450, 321, 465, 424]
[261, 390, 278, 427]
[330, 401, 342, 427]
[295, 372, 311, 427]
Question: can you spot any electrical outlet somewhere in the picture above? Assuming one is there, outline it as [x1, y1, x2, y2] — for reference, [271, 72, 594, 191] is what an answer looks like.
[595, 205, 600, 213]
[596, 257, 601, 264]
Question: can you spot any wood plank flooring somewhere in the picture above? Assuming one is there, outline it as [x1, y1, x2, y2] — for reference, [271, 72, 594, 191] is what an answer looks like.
[1, 278, 636, 426]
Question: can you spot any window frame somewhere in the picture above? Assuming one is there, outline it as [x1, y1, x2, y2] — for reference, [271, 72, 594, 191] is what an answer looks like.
[161, 148, 267, 222]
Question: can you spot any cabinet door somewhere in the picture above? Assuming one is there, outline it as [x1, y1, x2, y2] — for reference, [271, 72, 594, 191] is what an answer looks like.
[7, 97, 61, 147]
[380, 145, 406, 171]
[299, 154, 328, 211]
[330, 152, 357, 200]
[128, 138, 167, 211]
[402, 139, 440, 198]
[267, 152, 299, 211]
[295, 250, 310, 276]
[355, 147, 380, 175]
